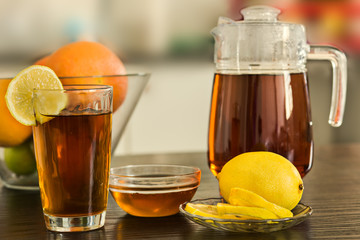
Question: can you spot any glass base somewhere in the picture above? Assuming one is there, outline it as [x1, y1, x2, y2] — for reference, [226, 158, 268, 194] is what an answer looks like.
[44, 211, 106, 232]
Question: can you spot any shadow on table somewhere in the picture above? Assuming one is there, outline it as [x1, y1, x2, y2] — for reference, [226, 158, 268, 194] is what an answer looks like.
[185, 220, 311, 240]
[1, 187, 46, 238]
[114, 212, 310, 240]
[46, 229, 107, 240]
[1, 187, 109, 240]
[115, 213, 197, 239]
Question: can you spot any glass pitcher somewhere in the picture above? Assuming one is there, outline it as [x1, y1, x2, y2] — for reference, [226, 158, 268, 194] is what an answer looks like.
[208, 5, 347, 177]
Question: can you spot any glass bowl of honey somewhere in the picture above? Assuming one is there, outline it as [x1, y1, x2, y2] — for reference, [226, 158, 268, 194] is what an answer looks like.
[109, 165, 201, 217]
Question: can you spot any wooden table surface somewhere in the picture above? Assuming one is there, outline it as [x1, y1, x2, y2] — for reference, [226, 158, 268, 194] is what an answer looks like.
[1, 144, 360, 239]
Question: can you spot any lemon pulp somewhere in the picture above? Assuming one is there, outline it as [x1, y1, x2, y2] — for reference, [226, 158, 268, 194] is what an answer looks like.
[5, 65, 66, 126]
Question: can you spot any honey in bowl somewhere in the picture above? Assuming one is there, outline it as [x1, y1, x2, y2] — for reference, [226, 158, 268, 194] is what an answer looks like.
[109, 165, 201, 217]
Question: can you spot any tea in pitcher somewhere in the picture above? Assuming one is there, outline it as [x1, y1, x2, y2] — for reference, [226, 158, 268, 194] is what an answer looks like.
[33, 113, 112, 217]
[208, 73, 313, 177]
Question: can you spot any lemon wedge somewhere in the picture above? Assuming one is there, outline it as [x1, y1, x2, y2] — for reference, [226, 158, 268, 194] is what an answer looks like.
[185, 203, 220, 218]
[5, 65, 66, 126]
[229, 187, 293, 218]
[217, 203, 278, 219]
[185, 203, 263, 220]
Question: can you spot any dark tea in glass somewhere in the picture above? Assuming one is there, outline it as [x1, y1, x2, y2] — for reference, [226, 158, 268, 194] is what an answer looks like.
[33, 113, 112, 217]
[208, 73, 314, 177]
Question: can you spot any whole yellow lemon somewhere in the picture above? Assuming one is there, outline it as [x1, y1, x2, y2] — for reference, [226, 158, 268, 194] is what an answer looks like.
[217, 152, 303, 210]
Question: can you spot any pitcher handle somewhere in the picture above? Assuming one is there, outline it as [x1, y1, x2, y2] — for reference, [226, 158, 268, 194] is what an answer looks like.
[307, 45, 347, 127]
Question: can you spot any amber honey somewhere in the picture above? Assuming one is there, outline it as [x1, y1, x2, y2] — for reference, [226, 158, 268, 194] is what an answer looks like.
[33, 113, 112, 217]
[110, 175, 199, 217]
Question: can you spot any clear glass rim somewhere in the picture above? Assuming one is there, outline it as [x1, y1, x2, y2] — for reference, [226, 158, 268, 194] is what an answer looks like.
[33, 84, 113, 92]
[0, 72, 151, 81]
[58, 73, 150, 79]
[110, 164, 201, 179]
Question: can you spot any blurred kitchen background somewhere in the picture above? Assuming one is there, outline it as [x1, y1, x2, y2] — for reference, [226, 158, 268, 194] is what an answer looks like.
[0, 0, 359, 155]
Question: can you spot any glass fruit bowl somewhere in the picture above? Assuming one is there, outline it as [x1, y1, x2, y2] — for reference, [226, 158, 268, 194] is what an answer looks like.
[109, 165, 201, 217]
[0, 73, 150, 190]
[179, 198, 313, 233]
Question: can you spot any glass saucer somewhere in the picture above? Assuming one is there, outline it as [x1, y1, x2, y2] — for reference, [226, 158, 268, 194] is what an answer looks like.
[179, 198, 312, 233]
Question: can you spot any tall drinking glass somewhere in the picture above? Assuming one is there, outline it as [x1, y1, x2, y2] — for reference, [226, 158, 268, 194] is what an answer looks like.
[32, 85, 112, 232]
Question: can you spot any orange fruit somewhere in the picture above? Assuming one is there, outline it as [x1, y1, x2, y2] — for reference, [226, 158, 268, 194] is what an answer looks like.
[35, 41, 127, 111]
[0, 79, 32, 147]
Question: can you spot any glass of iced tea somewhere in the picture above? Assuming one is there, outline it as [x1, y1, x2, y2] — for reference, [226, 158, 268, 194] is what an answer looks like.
[32, 85, 112, 232]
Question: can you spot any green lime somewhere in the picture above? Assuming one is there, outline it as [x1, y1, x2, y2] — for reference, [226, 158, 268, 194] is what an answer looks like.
[4, 139, 36, 175]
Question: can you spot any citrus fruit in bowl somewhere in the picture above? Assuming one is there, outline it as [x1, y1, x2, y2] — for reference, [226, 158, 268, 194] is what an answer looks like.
[0, 41, 150, 190]
[0, 78, 38, 190]
[0, 66, 66, 190]
[179, 152, 311, 233]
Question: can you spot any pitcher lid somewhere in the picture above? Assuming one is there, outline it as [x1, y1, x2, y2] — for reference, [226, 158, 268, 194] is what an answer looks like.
[241, 5, 280, 22]
[212, 5, 309, 73]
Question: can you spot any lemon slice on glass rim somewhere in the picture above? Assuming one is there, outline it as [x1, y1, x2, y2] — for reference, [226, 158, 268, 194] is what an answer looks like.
[5, 65, 67, 126]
